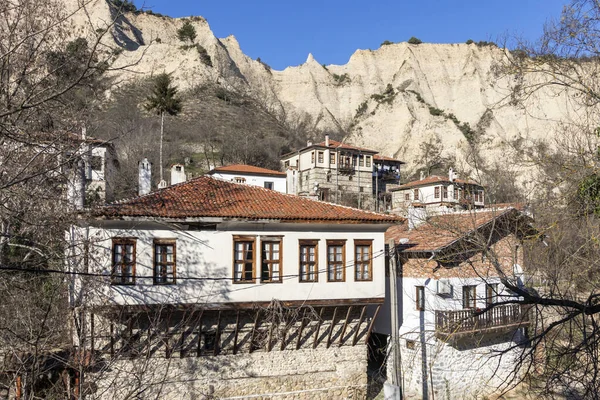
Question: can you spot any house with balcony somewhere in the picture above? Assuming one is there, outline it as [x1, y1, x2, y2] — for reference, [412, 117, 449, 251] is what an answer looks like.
[281, 135, 397, 209]
[373, 154, 404, 211]
[379, 204, 532, 399]
[65, 176, 402, 399]
[391, 168, 485, 214]
[206, 164, 287, 193]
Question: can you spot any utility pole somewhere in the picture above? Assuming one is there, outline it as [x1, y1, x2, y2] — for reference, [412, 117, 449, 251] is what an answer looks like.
[385, 239, 402, 399]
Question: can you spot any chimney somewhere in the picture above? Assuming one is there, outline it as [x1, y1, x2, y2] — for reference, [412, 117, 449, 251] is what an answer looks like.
[307, 140, 313, 147]
[449, 167, 454, 182]
[325, 134, 330, 147]
[419, 170, 425, 180]
[170, 164, 186, 185]
[138, 158, 152, 196]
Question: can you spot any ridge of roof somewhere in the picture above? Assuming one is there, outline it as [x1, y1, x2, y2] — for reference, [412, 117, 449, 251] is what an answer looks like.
[208, 164, 286, 177]
[392, 175, 482, 190]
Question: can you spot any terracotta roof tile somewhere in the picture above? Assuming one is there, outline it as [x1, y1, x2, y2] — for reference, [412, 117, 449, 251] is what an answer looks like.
[312, 139, 378, 153]
[373, 154, 405, 163]
[208, 164, 286, 177]
[392, 175, 482, 190]
[96, 176, 404, 224]
[386, 205, 524, 252]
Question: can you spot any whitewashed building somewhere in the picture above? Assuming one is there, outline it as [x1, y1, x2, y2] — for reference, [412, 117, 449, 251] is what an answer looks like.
[207, 164, 287, 193]
[67, 176, 402, 399]
[379, 205, 532, 399]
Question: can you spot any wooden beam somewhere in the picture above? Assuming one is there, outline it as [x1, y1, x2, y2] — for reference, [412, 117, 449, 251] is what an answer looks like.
[249, 310, 261, 353]
[352, 306, 367, 346]
[338, 306, 353, 347]
[364, 305, 381, 345]
[15, 375, 22, 400]
[312, 307, 325, 349]
[295, 308, 307, 350]
[233, 310, 241, 355]
[213, 311, 222, 356]
[196, 310, 204, 357]
[326, 306, 339, 348]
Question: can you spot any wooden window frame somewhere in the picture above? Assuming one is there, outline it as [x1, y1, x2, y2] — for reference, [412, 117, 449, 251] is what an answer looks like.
[366, 156, 371, 168]
[318, 151, 324, 163]
[416, 286, 425, 311]
[233, 236, 256, 284]
[326, 240, 346, 282]
[442, 186, 448, 199]
[354, 240, 373, 281]
[404, 193, 410, 201]
[311, 152, 315, 163]
[153, 239, 176, 285]
[462, 285, 477, 309]
[111, 238, 136, 285]
[299, 240, 319, 282]
[330, 153, 336, 165]
[264, 181, 274, 190]
[414, 189, 419, 200]
[434, 186, 440, 199]
[359, 155, 364, 167]
[486, 283, 498, 306]
[260, 237, 283, 283]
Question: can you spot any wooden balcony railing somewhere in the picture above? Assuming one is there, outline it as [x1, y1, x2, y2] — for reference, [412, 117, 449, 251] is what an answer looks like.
[435, 304, 530, 338]
[338, 163, 355, 173]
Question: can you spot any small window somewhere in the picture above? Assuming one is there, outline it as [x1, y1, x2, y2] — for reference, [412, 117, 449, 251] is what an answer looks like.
[299, 240, 318, 282]
[359, 155, 364, 167]
[264, 181, 274, 190]
[330, 153, 336, 164]
[112, 238, 136, 285]
[416, 286, 425, 311]
[359, 186, 364, 193]
[463, 285, 477, 309]
[311, 152, 315, 163]
[175, 165, 182, 172]
[327, 240, 346, 282]
[366, 156, 371, 167]
[154, 240, 176, 285]
[442, 186, 448, 199]
[318, 151, 324, 163]
[414, 189, 419, 200]
[284, 161, 290, 168]
[233, 177, 246, 183]
[434, 186, 440, 199]
[261, 238, 282, 283]
[405, 193, 410, 201]
[355, 240, 372, 281]
[453, 186, 458, 200]
[406, 339, 416, 349]
[349, 175, 353, 181]
[233, 237, 255, 283]
[486, 283, 499, 306]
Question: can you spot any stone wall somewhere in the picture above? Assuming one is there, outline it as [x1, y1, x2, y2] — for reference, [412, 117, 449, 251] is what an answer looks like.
[88, 345, 368, 400]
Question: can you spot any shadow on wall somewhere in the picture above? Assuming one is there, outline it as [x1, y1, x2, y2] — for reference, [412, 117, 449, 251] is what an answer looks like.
[109, 6, 145, 51]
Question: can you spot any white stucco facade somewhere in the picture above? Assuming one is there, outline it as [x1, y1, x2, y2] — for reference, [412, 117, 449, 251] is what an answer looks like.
[208, 171, 287, 193]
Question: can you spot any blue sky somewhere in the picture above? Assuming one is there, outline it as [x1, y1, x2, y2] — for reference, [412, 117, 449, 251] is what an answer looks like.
[133, 0, 567, 70]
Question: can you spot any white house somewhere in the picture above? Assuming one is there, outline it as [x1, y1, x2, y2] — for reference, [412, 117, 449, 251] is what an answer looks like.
[391, 168, 485, 214]
[379, 205, 532, 399]
[67, 175, 402, 399]
[206, 164, 287, 193]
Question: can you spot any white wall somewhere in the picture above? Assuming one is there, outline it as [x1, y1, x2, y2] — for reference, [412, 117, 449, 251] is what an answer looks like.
[210, 172, 287, 193]
[73, 222, 387, 307]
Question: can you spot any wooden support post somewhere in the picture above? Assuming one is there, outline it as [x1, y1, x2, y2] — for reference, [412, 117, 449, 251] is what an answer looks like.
[364, 304, 381, 345]
[110, 321, 114, 358]
[352, 305, 367, 346]
[74, 371, 80, 398]
[15, 375, 22, 400]
[249, 310, 260, 353]
[326, 306, 339, 348]
[233, 310, 241, 355]
[338, 306, 353, 347]
[312, 307, 325, 349]
[196, 310, 204, 357]
[295, 308, 307, 350]
[213, 311, 222, 356]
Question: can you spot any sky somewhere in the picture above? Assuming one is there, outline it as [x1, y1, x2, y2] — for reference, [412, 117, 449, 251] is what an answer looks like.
[132, 0, 567, 70]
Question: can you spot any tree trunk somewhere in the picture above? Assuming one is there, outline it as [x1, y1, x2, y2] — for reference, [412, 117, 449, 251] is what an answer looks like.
[159, 111, 164, 182]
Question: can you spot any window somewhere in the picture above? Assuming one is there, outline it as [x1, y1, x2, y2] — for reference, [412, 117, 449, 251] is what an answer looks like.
[90, 155, 103, 171]
[355, 240, 372, 281]
[261, 238, 282, 283]
[330, 153, 336, 164]
[311, 152, 315, 163]
[453, 186, 458, 200]
[284, 161, 290, 168]
[318, 151, 324, 163]
[414, 189, 419, 200]
[434, 186, 440, 199]
[405, 193, 410, 201]
[366, 156, 371, 167]
[233, 177, 246, 183]
[154, 240, 176, 284]
[112, 238, 136, 285]
[416, 286, 425, 310]
[463, 285, 477, 309]
[233, 236, 255, 283]
[264, 181, 274, 190]
[299, 240, 318, 282]
[486, 283, 499, 306]
[359, 186, 364, 192]
[327, 240, 346, 282]
[359, 155, 364, 167]
[442, 186, 448, 199]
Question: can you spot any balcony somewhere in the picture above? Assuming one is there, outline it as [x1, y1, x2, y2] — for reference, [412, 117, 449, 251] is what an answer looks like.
[338, 162, 355, 174]
[434, 304, 530, 338]
[378, 171, 400, 182]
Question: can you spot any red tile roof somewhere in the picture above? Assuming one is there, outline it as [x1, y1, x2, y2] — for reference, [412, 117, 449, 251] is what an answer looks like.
[312, 139, 378, 153]
[386, 205, 525, 252]
[373, 154, 405, 163]
[392, 175, 482, 190]
[208, 164, 286, 177]
[96, 176, 404, 224]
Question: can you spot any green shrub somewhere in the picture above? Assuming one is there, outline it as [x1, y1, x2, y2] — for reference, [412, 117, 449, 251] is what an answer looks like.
[371, 84, 396, 105]
[465, 39, 474, 45]
[381, 40, 394, 46]
[108, 0, 138, 12]
[429, 106, 444, 116]
[407, 90, 425, 103]
[256, 57, 272, 71]
[355, 101, 368, 118]
[155, 37, 162, 43]
[332, 73, 350, 85]
[196, 44, 212, 67]
[476, 41, 497, 48]
[408, 37, 422, 45]
[177, 20, 197, 43]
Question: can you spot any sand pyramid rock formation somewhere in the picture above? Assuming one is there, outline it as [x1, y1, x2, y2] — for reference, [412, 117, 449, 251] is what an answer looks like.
[61, 0, 588, 174]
